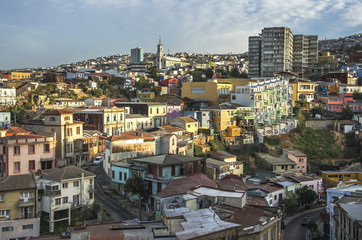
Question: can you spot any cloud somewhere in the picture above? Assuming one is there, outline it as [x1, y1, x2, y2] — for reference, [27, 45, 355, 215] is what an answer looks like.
[0, 0, 361, 69]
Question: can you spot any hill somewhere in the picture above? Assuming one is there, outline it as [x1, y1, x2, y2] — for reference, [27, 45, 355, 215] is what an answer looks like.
[264, 128, 361, 172]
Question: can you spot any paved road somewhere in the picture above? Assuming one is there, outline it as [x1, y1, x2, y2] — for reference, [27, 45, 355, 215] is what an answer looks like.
[285, 208, 323, 240]
[87, 164, 136, 221]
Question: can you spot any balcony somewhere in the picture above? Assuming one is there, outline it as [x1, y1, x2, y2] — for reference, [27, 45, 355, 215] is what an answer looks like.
[88, 185, 95, 192]
[18, 198, 35, 208]
[46, 190, 61, 197]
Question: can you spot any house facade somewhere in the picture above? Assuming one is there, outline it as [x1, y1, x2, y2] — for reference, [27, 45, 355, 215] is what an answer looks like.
[231, 78, 291, 126]
[104, 131, 156, 177]
[22, 110, 84, 165]
[37, 167, 95, 232]
[0, 87, 17, 105]
[170, 116, 199, 136]
[72, 106, 125, 136]
[0, 133, 56, 177]
[0, 174, 40, 239]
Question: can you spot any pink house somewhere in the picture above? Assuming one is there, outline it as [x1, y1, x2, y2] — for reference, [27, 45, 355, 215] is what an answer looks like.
[285, 174, 323, 196]
[286, 149, 307, 173]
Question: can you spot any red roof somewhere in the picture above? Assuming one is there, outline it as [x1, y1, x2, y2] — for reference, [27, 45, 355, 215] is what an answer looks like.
[156, 173, 216, 197]
[6, 127, 31, 136]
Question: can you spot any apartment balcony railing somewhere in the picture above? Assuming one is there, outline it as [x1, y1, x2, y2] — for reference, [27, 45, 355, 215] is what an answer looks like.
[18, 198, 36, 208]
[46, 190, 61, 197]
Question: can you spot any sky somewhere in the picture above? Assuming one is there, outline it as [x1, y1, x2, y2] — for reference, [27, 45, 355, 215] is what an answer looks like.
[1, 0, 362, 70]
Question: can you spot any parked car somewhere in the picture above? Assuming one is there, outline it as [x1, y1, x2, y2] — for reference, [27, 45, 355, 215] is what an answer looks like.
[93, 156, 103, 165]
[302, 217, 310, 226]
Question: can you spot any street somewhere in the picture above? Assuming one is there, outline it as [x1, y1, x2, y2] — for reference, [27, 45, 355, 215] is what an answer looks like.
[87, 164, 136, 221]
[284, 208, 324, 240]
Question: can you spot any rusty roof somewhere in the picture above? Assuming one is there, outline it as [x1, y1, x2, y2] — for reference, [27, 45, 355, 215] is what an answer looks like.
[179, 116, 198, 123]
[108, 131, 155, 141]
[217, 174, 247, 192]
[156, 173, 216, 197]
[6, 126, 30, 135]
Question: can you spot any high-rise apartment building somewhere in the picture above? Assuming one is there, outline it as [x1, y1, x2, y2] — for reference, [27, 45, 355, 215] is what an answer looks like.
[248, 36, 262, 78]
[293, 35, 318, 75]
[261, 27, 293, 77]
[248, 27, 317, 78]
[130, 47, 144, 63]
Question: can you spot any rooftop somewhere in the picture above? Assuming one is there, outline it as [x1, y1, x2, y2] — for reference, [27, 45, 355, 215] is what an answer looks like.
[175, 208, 240, 240]
[210, 151, 236, 160]
[156, 173, 216, 198]
[191, 186, 245, 198]
[43, 109, 72, 115]
[132, 154, 203, 167]
[337, 196, 362, 222]
[41, 166, 95, 182]
[0, 174, 37, 192]
[258, 153, 296, 166]
[108, 131, 155, 141]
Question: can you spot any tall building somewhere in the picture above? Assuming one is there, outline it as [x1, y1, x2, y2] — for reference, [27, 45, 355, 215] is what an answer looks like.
[248, 27, 317, 78]
[261, 27, 293, 77]
[248, 36, 261, 78]
[156, 38, 164, 69]
[130, 47, 144, 63]
[293, 35, 318, 75]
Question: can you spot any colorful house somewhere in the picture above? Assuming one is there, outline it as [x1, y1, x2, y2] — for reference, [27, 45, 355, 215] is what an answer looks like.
[321, 171, 362, 188]
[170, 116, 199, 136]
[0, 174, 40, 239]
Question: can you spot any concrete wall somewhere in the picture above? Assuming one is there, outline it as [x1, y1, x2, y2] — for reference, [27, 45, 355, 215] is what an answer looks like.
[0, 218, 40, 239]
[305, 119, 335, 130]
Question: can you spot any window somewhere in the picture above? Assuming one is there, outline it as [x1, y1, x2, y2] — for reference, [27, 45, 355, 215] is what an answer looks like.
[274, 195, 277, 200]
[89, 192, 93, 199]
[157, 108, 159, 114]
[28, 145, 35, 154]
[20, 207, 33, 218]
[0, 194, 3, 202]
[44, 144, 50, 152]
[106, 114, 110, 122]
[114, 114, 117, 121]
[50, 117, 55, 121]
[119, 172, 122, 181]
[76, 127, 80, 135]
[13, 146, 20, 155]
[299, 158, 304, 163]
[124, 172, 127, 181]
[112, 171, 115, 179]
[14, 162, 20, 172]
[63, 197, 68, 204]
[22, 224, 33, 230]
[2, 226, 13, 232]
[191, 87, 205, 94]
[55, 198, 61, 205]
[62, 183, 68, 189]
[73, 181, 79, 187]
[28, 160, 35, 171]
[64, 116, 70, 121]
[309, 185, 314, 189]
[0, 210, 10, 217]
[20, 192, 33, 199]
[171, 166, 175, 176]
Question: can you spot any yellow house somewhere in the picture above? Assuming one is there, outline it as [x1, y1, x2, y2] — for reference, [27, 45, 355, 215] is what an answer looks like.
[289, 78, 316, 103]
[137, 91, 155, 102]
[321, 171, 362, 187]
[0, 174, 40, 239]
[170, 116, 199, 135]
[11, 71, 31, 80]
[318, 52, 335, 64]
[201, 103, 238, 133]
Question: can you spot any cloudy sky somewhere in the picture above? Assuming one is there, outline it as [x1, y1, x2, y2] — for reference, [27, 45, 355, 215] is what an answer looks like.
[1, 0, 361, 70]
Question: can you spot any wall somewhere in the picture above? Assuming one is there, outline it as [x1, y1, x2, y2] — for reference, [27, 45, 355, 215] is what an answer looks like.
[305, 119, 335, 130]
[0, 218, 40, 239]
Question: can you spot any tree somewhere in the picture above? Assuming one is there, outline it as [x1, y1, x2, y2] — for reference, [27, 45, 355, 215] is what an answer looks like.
[149, 67, 160, 80]
[341, 105, 353, 120]
[299, 186, 317, 206]
[230, 67, 241, 78]
[283, 193, 298, 213]
[307, 220, 323, 240]
[311, 106, 323, 117]
[135, 76, 150, 90]
[9, 105, 26, 124]
[123, 176, 147, 201]
[205, 68, 214, 78]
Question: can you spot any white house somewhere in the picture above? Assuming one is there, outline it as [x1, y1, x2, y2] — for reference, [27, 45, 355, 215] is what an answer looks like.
[37, 167, 95, 232]
[85, 98, 103, 107]
[0, 87, 16, 105]
[124, 114, 152, 132]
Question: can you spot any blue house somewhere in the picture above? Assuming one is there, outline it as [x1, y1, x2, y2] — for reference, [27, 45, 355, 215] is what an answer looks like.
[111, 154, 206, 207]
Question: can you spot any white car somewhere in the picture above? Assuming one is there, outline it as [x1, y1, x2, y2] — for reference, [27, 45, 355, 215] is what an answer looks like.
[93, 156, 103, 165]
